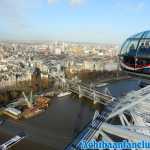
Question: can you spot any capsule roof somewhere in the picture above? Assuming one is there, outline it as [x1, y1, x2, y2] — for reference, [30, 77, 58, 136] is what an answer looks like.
[129, 30, 150, 39]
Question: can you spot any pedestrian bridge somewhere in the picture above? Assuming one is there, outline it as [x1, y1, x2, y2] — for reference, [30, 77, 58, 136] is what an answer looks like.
[48, 72, 114, 105]
[68, 82, 114, 105]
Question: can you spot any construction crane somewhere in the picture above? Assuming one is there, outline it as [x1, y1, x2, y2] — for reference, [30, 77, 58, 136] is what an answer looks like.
[22, 91, 33, 108]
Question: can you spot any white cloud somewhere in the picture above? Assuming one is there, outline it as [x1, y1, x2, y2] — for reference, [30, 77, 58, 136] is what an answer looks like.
[47, 0, 85, 6]
[48, 0, 58, 5]
[69, 0, 84, 6]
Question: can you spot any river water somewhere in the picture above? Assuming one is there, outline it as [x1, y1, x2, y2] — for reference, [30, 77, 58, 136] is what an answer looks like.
[0, 78, 140, 150]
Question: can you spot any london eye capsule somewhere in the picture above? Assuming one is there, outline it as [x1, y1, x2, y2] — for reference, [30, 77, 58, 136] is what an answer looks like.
[119, 31, 150, 79]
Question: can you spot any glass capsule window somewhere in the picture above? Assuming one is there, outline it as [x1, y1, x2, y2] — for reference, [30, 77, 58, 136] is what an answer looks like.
[120, 31, 150, 57]
[120, 39, 138, 56]
[120, 30, 150, 75]
[120, 40, 130, 55]
[137, 39, 150, 58]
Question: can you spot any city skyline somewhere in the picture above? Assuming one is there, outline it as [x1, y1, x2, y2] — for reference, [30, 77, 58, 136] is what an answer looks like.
[0, 0, 150, 44]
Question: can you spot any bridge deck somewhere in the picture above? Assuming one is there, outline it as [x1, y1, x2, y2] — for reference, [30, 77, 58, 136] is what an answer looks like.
[69, 83, 113, 105]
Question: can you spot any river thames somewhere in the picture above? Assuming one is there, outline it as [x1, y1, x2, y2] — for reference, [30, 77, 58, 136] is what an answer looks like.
[0, 78, 139, 150]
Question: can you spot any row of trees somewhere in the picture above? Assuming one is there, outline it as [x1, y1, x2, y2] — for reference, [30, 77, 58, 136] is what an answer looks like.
[65, 69, 125, 82]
